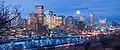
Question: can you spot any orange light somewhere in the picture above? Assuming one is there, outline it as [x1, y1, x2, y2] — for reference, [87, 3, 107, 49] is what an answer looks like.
[65, 46, 69, 48]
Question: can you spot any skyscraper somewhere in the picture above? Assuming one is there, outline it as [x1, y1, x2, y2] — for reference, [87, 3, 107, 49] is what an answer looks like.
[35, 5, 44, 33]
[29, 5, 45, 33]
[35, 5, 44, 24]
[89, 13, 94, 25]
[44, 10, 65, 29]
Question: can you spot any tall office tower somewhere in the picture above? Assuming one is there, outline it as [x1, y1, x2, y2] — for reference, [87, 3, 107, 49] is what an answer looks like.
[35, 5, 44, 33]
[29, 5, 45, 33]
[35, 5, 44, 24]
[89, 13, 94, 25]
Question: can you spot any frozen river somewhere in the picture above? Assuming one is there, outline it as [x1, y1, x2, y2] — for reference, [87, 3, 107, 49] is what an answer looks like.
[0, 35, 97, 50]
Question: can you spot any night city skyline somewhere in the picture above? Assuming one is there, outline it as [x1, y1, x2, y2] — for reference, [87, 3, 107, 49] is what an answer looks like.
[0, 0, 120, 50]
[4, 0, 120, 23]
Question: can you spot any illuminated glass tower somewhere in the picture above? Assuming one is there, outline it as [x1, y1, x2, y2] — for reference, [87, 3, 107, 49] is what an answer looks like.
[89, 13, 94, 25]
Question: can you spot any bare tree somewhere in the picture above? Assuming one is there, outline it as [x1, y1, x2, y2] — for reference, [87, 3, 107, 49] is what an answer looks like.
[0, 1, 21, 31]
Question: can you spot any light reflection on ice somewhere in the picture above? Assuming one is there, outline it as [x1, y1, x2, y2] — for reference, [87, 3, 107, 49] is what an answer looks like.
[0, 36, 94, 49]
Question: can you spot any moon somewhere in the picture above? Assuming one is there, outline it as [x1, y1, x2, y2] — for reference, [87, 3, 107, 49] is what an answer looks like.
[76, 10, 80, 15]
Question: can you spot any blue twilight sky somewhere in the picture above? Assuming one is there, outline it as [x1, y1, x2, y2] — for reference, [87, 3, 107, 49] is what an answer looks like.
[4, 0, 120, 23]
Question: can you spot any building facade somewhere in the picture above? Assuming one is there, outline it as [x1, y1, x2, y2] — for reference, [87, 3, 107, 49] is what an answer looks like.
[44, 9, 65, 29]
[80, 16, 85, 22]
[89, 13, 94, 25]
[21, 19, 28, 28]
[44, 15, 64, 29]
[29, 5, 45, 33]
[29, 6, 64, 33]
[65, 16, 74, 29]
[99, 18, 106, 24]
